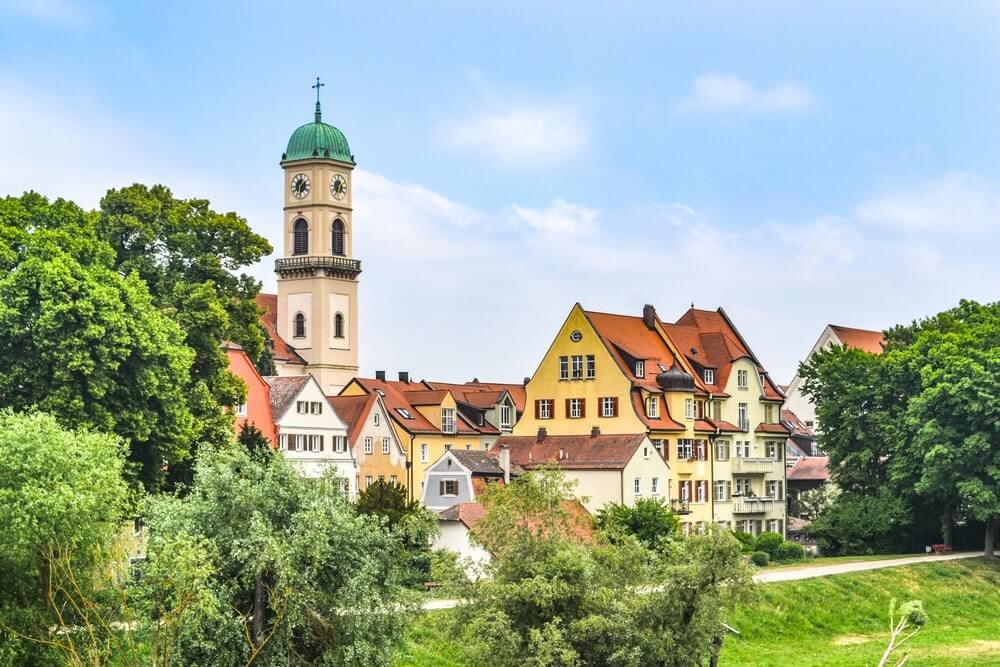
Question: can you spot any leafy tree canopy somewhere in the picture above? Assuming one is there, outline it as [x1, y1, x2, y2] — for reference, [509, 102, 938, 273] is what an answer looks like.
[595, 497, 680, 551]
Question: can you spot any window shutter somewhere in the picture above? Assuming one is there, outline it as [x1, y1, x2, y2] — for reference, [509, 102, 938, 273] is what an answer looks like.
[565, 398, 572, 418]
[580, 399, 586, 418]
[439, 480, 445, 495]
[611, 396, 619, 417]
[319, 435, 325, 452]
[535, 400, 541, 419]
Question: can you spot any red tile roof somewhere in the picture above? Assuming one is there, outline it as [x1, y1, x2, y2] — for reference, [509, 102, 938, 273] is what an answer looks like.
[787, 456, 830, 481]
[781, 409, 815, 438]
[830, 325, 885, 354]
[326, 393, 377, 445]
[630, 392, 685, 431]
[256, 293, 306, 366]
[347, 378, 489, 437]
[755, 422, 792, 435]
[437, 502, 486, 529]
[264, 375, 311, 419]
[491, 433, 647, 470]
[419, 380, 527, 413]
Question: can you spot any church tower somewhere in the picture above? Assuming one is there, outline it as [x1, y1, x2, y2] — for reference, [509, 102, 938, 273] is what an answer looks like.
[276, 79, 360, 394]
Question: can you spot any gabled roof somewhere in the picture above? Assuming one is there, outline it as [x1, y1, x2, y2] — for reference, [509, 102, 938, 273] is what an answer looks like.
[781, 409, 815, 439]
[787, 456, 830, 481]
[630, 392, 685, 431]
[418, 380, 527, 413]
[347, 378, 486, 437]
[448, 449, 506, 476]
[264, 375, 311, 419]
[492, 433, 649, 471]
[326, 393, 377, 445]
[437, 502, 486, 529]
[830, 325, 885, 354]
[755, 422, 792, 435]
[256, 293, 306, 366]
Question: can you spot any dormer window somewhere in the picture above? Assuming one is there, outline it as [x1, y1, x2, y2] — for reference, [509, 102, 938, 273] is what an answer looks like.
[499, 402, 513, 429]
[441, 407, 456, 434]
[703, 369, 715, 385]
[645, 396, 659, 419]
[635, 360, 645, 378]
[737, 369, 749, 390]
[396, 408, 414, 420]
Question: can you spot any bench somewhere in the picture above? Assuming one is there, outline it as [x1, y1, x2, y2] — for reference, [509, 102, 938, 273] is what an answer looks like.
[931, 544, 953, 554]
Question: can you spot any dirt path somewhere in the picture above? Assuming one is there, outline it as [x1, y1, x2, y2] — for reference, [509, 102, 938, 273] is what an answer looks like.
[753, 551, 982, 583]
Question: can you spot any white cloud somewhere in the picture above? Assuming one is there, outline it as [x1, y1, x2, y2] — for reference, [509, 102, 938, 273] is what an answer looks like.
[0, 0, 89, 27]
[856, 172, 1000, 233]
[677, 73, 815, 114]
[443, 104, 588, 165]
[511, 198, 598, 237]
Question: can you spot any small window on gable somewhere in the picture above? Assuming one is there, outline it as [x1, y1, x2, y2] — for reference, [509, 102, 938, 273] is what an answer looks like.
[373, 412, 380, 427]
[704, 369, 715, 384]
[635, 360, 645, 378]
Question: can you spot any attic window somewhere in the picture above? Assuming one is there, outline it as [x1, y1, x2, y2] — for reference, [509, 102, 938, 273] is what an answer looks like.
[703, 369, 715, 384]
[396, 408, 414, 420]
[635, 360, 645, 378]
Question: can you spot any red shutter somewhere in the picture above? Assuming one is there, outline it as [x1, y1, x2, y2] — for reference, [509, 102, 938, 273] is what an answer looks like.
[663, 439, 669, 460]
[565, 398, 572, 418]
[580, 398, 586, 418]
[535, 400, 541, 419]
[612, 396, 619, 417]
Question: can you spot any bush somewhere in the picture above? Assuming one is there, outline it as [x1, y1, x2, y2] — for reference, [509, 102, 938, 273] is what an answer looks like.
[776, 540, 806, 562]
[755, 531, 783, 559]
[750, 551, 770, 566]
[733, 531, 756, 553]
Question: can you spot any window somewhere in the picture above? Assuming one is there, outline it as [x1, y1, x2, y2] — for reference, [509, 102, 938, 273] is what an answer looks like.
[737, 369, 748, 389]
[308, 434, 323, 452]
[704, 368, 715, 384]
[420, 443, 428, 462]
[332, 219, 345, 256]
[679, 480, 692, 502]
[677, 439, 694, 459]
[651, 477, 660, 495]
[374, 412, 380, 426]
[586, 355, 596, 379]
[684, 398, 695, 419]
[571, 355, 584, 379]
[765, 441, 781, 461]
[633, 477, 641, 496]
[482, 443, 490, 451]
[768, 519, 782, 534]
[635, 360, 645, 378]
[279, 433, 288, 450]
[336, 436, 348, 453]
[441, 408, 456, 434]
[499, 402, 513, 428]
[535, 399, 553, 420]
[738, 403, 749, 431]
[559, 356, 569, 380]
[711, 401, 721, 420]
[714, 440, 730, 461]
[396, 408, 413, 420]
[293, 218, 309, 255]
[293, 312, 306, 338]
[766, 480, 784, 499]
[568, 398, 584, 419]
[735, 440, 751, 458]
[235, 401, 247, 416]
[714, 480, 731, 501]
[310, 401, 322, 414]
[645, 396, 659, 419]
[297, 401, 308, 414]
[696, 481, 707, 503]
[695, 440, 707, 460]
[365, 475, 373, 488]
[643, 445, 650, 459]
[465, 443, 471, 450]
[334, 312, 345, 339]
[440, 479, 459, 496]
[600, 396, 618, 418]
[651, 439, 664, 458]
[390, 474, 398, 484]
[294, 434, 305, 452]
[444, 443, 452, 451]
[364, 437, 373, 454]
[382, 437, 390, 454]
[735, 478, 752, 496]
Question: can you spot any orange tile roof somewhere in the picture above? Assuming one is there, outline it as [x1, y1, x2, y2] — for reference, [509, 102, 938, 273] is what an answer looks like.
[755, 422, 792, 435]
[492, 433, 648, 470]
[419, 380, 527, 413]
[326, 393, 377, 446]
[630, 392, 685, 431]
[830, 325, 885, 354]
[349, 378, 490, 437]
[256, 293, 306, 366]
[787, 456, 830, 481]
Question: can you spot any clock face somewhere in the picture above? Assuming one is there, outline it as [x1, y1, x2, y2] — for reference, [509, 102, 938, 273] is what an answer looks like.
[331, 174, 347, 200]
[290, 173, 310, 199]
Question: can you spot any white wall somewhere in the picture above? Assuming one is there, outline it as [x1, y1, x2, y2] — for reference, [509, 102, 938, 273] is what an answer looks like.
[433, 521, 491, 577]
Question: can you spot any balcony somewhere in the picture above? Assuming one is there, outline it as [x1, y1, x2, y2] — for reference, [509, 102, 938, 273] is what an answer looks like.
[671, 499, 692, 515]
[275, 255, 362, 279]
[732, 497, 778, 514]
[731, 457, 779, 474]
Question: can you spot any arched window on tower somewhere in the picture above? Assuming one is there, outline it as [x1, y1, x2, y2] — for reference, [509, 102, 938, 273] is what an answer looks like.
[293, 218, 309, 255]
[332, 219, 345, 256]
[293, 312, 306, 338]
[334, 312, 345, 339]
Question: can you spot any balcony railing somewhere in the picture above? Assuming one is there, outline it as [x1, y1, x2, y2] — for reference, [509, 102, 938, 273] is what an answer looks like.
[671, 499, 691, 515]
[732, 497, 778, 514]
[275, 255, 362, 278]
[731, 457, 779, 474]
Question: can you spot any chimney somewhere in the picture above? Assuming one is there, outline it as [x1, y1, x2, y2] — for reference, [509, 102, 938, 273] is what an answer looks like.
[591, 425, 601, 438]
[523, 376, 531, 386]
[375, 370, 386, 381]
[537, 427, 547, 442]
[642, 304, 657, 330]
[471, 377, 479, 383]
[499, 444, 510, 484]
[398, 371, 410, 383]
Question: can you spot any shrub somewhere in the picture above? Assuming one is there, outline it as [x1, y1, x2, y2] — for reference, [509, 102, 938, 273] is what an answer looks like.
[733, 531, 756, 553]
[750, 551, 770, 566]
[776, 540, 806, 562]
[755, 531, 783, 559]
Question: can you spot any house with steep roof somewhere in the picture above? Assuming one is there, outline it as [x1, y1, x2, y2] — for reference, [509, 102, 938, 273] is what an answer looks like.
[783, 323, 885, 431]
[327, 392, 407, 493]
[421, 448, 508, 510]
[266, 375, 356, 495]
[257, 293, 308, 377]
[492, 431, 670, 514]
[222, 342, 278, 446]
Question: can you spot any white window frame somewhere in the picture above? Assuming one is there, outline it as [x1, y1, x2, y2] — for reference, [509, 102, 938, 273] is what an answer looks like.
[696, 481, 707, 503]
[766, 441, 781, 461]
[737, 369, 748, 389]
[296, 401, 307, 414]
[704, 368, 715, 384]
[677, 439, 694, 459]
[559, 356, 569, 380]
[600, 397, 616, 418]
[440, 479, 459, 497]
[633, 477, 641, 496]
[714, 440, 729, 461]
[735, 478, 752, 496]
[569, 398, 583, 419]
[643, 445, 650, 459]
[684, 398, 695, 419]
[713, 480, 728, 501]
[652, 439, 664, 458]
[235, 400, 247, 416]
[294, 434, 305, 452]
[279, 433, 288, 450]
[571, 355, 584, 380]
[441, 407, 456, 434]
[635, 360, 645, 378]
[365, 475, 373, 488]
[310, 401, 322, 414]
[651, 477, 660, 495]
[364, 437, 373, 454]
[586, 355, 596, 379]
[738, 403, 749, 431]
[680, 481, 691, 502]
[374, 412, 380, 427]
[646, 396, 659, 419]
[420, 443, 428, 463]
[499, 402, 513, 428]
[538, 400, 553, 420]
[382, 437, 390, 455]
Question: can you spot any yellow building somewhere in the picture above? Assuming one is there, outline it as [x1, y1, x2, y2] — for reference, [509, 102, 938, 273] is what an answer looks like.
[514, 303, 787, 534]
[328, 392, 408, 493]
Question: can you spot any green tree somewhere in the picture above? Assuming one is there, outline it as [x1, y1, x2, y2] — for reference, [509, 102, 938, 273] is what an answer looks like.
[0, 411, 129, 665]
[143, 444, 414, 665]
[595, 497, 679, 551]
[356, 479, 439, 587]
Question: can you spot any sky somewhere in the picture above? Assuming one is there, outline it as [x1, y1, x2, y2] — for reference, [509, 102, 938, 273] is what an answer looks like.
[3, 1, 1000, 384]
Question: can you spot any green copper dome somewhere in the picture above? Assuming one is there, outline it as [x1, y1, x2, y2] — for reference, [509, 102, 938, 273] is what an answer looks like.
[282, 102, 354, 164]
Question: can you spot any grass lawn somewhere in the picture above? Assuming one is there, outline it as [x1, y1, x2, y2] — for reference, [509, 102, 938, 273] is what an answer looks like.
[394, 558, 1000, 666]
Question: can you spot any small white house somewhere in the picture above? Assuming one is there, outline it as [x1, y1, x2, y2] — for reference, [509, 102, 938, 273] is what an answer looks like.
[433, 503, 492, 576]
[266, 375, 357, 497]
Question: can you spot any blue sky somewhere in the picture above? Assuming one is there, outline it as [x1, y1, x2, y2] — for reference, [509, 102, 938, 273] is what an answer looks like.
[3, 1, 1000, 383]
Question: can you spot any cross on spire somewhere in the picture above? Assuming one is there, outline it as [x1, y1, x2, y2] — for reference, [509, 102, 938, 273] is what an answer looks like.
[313, 77, 325, 122]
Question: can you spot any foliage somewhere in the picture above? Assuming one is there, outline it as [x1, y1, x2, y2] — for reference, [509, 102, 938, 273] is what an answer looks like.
[877, 599, 927, 667]
[754, 532, 784, 559]
[0, 411, 129, 665]
[775, 541, 806, 563]
[733, 531, 756, 553]
[357, 479, 439, 587]
[594, 497, 679, 551]
[808, 490, 912, 555]
[142, 444, 415, 665]
[750, 551, 770, 567]
[789, 484, 838, 520]
[238, 422, 274, 462]
[456, 468, 755, 666]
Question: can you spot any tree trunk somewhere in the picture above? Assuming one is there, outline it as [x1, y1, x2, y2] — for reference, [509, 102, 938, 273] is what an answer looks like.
[941, 509, 953, 549]
[986, 517, 998, 558]
[252, 571, 266, 647]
